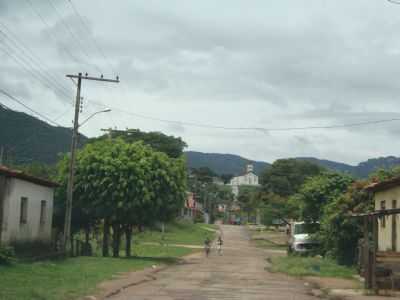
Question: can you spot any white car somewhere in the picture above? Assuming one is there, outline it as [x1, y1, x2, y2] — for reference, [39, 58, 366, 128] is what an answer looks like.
[287, 222, 320, 255]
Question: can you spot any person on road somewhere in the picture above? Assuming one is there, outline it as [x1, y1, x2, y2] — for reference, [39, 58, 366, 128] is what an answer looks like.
[217, 235, 223, 255]
[204, 237, 211, 257]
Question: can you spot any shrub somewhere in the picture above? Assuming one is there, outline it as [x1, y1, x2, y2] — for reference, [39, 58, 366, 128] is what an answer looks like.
[0, 246, 15, 265]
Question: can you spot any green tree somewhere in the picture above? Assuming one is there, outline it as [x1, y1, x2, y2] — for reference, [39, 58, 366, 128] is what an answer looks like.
[237, 186, 261, 222]
[56, 138, 187, 257]
[319, 181, 373, 265]
[93, 129, 187, 158]
[261, 159, 323, 197]
[294, 172, 353, 223]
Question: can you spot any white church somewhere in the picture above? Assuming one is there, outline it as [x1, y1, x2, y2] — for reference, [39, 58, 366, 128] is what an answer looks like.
[229, 164, 260, 197]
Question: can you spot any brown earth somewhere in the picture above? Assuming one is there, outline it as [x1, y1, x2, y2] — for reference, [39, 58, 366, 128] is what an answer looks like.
[102, 225, 319, 300]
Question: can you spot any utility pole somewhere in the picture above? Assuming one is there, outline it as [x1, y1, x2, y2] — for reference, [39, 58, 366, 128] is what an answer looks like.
[0, 146, 4, 165]
[62, 73, 119, 254]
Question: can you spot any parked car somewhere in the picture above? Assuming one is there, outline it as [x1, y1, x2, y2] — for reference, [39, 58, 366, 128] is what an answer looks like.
[287, 222, 320, 255]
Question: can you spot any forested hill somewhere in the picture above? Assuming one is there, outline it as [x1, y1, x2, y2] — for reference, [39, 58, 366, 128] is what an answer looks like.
[186, 151, 400, 178]
[0, 105, 87, 165]
[184, 151, 270, 176]
[292, 157, 400, 178]
[2, 105, 400, 177]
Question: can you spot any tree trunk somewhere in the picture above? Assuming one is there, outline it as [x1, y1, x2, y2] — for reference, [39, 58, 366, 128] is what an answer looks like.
[70, 234, 74, 257]
[125, 225, 132, 258]
[85, 227, 90, 244]
[102, 218, 110, 257]
[112, 223, 121, 258]
[161, 222, 165, 245]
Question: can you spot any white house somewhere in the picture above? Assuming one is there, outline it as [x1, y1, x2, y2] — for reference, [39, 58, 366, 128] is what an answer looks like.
[229, 164, 260, 197]
[0, 166, 58, 245]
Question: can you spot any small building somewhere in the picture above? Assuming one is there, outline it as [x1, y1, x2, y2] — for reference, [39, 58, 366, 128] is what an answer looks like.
[182, 192, 203, 221]
[229, 164, 260, 197]
[360, 177, 400, 290]
[0, 166, 58, 246]
[366, 178, 400, 253]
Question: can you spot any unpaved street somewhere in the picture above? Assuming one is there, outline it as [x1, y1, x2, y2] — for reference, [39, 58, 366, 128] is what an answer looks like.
[109, 225, 318, 300]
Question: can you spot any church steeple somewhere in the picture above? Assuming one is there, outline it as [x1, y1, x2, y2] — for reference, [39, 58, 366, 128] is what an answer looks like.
[246, 163, 254, 173]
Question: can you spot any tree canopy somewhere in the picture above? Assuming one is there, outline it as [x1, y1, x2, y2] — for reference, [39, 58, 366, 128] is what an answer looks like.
[260, 159, 323, 197]
[92, 129, 187, 158]
[55, 138, 187, 257]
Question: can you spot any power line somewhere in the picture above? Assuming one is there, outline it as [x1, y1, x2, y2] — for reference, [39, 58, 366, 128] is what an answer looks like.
[65, 0, 116, 75]
[0, 89, 63, 127]
[0, 21, 73, 100]
[0, 43, 72, 103]
[24, 0, 86, 67]
[0, 42, 73, 104]
[45, 0, 103, 74]
[88, 99, 400, 132]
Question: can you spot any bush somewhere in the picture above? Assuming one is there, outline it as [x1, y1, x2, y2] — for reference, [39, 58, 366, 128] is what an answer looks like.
[318, 181, 373, 265]
[193, 213, 204, 223]
[0, 246, 15, 265]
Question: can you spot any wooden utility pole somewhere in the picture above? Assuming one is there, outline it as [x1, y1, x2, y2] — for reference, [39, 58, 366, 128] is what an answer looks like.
[62, 73, 119, 253]
[0, 146, 4, 165]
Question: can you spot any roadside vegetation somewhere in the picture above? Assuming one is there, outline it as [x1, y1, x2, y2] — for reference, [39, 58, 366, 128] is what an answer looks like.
[247, 226, 287, 250]
[136, 221, 217, 245]
[0, 221, 214, 300]
[268, 256, 357, 279]
[240, 158, 400, 269]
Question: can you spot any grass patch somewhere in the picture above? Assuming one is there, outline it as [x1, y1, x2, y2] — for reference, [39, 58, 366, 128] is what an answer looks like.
[253, 239, 287, 250]
[133, 244, 194, 258]
[0, 256, 161, 300]
[0, 221, 214, 300]
[135, 221, 218, 245]
[268, 256, 356, 279]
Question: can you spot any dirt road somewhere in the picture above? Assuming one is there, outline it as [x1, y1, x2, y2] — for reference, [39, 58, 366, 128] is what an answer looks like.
[108, 225, 318, 300]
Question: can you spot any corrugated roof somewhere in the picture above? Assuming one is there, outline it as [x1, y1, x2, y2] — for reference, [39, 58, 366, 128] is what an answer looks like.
[0, 165, 59, 188]
[364, 176, 400, 193]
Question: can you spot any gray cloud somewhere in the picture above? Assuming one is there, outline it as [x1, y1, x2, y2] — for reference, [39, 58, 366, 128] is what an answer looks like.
[2, 0, 400, 164]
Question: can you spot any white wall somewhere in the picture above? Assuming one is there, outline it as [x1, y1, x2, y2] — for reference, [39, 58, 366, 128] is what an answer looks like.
[374, 187, 400, 252]
[230, 172, 259, 186]
[1, 178, 54, 245]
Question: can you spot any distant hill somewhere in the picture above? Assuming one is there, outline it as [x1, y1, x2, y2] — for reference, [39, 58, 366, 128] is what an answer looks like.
[186, 152, 400, 178]
[0, 104, 87, 165]
[2, 105, 400, 177]
[184, 151, 270, 176]
[295, 157, 400, 178]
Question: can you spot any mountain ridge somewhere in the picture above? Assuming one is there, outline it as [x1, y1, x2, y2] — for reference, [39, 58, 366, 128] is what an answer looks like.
[1, 105, 400, 178]
[186, 151, 400, 178]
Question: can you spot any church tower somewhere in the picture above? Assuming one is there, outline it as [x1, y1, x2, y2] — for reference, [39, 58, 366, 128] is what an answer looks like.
[246, 163, 254, 173]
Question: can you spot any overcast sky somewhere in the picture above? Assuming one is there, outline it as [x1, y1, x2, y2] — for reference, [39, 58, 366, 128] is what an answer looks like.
[2, 0, 400, 165]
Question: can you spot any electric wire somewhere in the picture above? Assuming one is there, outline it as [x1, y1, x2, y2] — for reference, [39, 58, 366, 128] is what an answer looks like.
[0, 42, 73, 104]
[0, 21, 73, 99]
[0, 89, 63, 127]
[24, 0, 90, 69]
[87, 99, 400, 132]
[45, 0, 103, 74]
[65, 0, 116, 75]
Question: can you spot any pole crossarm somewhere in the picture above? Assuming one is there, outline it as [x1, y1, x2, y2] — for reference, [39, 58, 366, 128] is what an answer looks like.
[66, 74, 119, 83]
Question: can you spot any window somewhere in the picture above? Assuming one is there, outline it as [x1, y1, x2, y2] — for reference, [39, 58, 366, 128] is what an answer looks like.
[20, 197, 28, 225]
[40, 200, 46, 225]
[380, 200, 386, 228]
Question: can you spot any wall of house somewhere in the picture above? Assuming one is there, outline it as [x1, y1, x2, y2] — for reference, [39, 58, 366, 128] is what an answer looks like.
[1, 178, 54, 245]
[374, 187, 400, 252]
[230, 173, 259, 186]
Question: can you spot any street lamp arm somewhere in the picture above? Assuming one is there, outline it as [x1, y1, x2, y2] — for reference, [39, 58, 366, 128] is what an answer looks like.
[79, 109, 111, 128]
